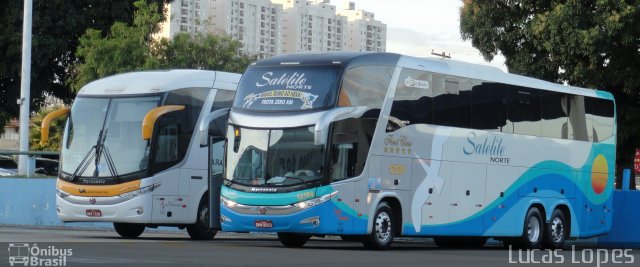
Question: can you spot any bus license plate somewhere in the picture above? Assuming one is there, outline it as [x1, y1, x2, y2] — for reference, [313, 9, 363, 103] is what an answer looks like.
[86, 209, 102, 217]
[255, 220, 273, 228]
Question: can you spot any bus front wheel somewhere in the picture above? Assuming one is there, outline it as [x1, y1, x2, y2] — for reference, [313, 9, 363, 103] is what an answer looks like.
[542, 209, 568, 250]
[187, 198, 217, 240]
[277, 233, 311, 248]
[113, 223, 145, 238]
[362, 202, 394, 250]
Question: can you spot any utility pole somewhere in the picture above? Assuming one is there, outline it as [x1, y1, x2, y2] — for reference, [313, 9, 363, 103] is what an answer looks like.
[18, 0, 33, 175]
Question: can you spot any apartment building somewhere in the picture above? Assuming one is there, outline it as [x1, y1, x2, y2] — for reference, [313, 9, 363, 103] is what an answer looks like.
[272, 0, 345, 53]
[158, 0, 385, 56]
[158, 0, 212, 39]
[337, 1, 386, 52]
[209, 0, 283, 57]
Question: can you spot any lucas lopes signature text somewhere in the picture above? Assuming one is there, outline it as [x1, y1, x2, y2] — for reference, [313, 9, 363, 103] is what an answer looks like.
[509, 246, 635, 267]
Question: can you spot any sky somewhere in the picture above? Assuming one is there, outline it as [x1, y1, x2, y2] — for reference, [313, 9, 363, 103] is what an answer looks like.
[331, 0, 507, 71]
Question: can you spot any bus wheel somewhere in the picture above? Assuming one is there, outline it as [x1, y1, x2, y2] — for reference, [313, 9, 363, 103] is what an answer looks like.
[277, 233, 311, 248]
[518, 207, 543, 249]
[187, 199, 217, 240]
[113, 223, 145, 238]
[543, 209, 567, 250]
[362, 202, 394, 250]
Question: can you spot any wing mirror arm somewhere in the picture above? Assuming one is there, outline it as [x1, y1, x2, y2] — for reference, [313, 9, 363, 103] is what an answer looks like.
[141, 105, 185, 141]
[314, 106, 367, 146]
[40, 107, 70, 145]
[199, 108, 231, 147]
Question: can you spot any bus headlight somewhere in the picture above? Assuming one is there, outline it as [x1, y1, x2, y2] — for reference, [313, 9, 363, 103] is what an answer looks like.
[119, 183, 160, 199]
[56, 189, 70, 199]
[293, 191, 338, 210]
[221, 197, 238, 208]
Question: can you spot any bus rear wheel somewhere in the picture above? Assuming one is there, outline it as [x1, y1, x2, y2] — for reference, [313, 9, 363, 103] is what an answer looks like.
[362, 202, 394, 250]
[113, 223, 145, 238]
[187, 198, 217, 240]
[542, 209, 568, 250]
[277, 233, 311, 248]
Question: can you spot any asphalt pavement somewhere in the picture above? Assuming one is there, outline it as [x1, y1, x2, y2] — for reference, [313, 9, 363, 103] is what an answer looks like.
[0, 226, 637, 267]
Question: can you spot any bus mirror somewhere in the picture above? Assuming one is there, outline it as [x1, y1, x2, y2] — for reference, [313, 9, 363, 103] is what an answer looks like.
[314, 106, 367, 145]
[142, 105, 185, 140]
[199, 108, 230, 147]
[40, 107, 70, 145]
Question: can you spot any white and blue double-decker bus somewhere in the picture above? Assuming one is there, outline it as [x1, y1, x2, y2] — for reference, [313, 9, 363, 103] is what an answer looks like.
[204, 52, 616, 250]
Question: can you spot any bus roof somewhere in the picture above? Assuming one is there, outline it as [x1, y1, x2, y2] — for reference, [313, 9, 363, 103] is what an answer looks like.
[250, 52, 613, 101]
[77, 70, 241, 96]
[397, 56, 614, 100]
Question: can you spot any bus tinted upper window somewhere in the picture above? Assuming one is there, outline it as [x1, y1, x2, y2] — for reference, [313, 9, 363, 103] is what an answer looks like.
[387, 68, 434, 132]
[233, 66, 340, 111]
[433, 74, 473, 128]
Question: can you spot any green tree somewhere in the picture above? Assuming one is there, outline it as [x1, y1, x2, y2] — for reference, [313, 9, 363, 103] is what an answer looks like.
[460, 0, 640, 168]
[29, 105, 68, 152]
[70, 0, 255, 91]
[0, 0, 170, 131]
[151, 32, 256, 73]
[70, 0, 163, 91]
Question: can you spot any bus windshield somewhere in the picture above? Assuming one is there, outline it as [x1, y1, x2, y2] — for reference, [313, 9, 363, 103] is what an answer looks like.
[61, 96, 160, 178]
[225, 125, 325, 188]
[233, 66, 340, 111]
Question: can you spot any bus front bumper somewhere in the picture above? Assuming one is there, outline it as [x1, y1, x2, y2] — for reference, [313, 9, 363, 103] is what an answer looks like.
[56, 193, 152, 223]
[220, 200, 360, 235]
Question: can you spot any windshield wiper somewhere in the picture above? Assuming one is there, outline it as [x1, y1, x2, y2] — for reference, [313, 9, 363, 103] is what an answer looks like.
[69, 146, 96, 182]
[101, 145, 118, 179]
[69, 129, 104, 181]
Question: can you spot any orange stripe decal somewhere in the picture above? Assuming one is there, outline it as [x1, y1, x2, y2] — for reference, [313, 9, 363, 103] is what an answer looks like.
[57, 179, 141, 197]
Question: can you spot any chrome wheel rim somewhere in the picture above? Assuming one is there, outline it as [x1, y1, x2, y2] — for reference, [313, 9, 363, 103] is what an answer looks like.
[551, 217, 564, 243]
[527, 216, 541, 243]
[375, 211, 392, 244]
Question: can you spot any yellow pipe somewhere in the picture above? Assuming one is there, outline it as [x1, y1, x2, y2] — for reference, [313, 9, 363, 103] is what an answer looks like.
[141, 105, 185, 140]
[40, 107, 70, 145]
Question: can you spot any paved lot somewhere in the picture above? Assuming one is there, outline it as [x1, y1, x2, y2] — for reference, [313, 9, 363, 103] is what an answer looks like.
[0, 226, 637, 267]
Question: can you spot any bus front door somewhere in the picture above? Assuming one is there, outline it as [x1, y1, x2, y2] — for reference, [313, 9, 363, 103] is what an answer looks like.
[208, 137, 224, 230]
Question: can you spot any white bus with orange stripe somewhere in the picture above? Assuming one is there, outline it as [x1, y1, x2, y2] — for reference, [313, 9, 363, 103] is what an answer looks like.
[42, 70, 239, 239]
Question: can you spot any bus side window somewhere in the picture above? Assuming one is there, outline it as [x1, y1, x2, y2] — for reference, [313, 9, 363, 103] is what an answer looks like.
[471, 82, 507, 131]
[567, 95, 589, 141]
[152, 123, 180, 173]
[540, 91, 569, 139]
[433, 75, 473, 128]
[330, 118, 375, 182]
[211, 90, 235, 111]
[586, 97, 614, 142]
[339, 65, 393, 112]
[387, 68, 434, 132]
[505, 86, 541, 137]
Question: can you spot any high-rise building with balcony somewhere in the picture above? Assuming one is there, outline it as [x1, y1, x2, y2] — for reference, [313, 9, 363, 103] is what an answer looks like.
[272, 0, 345, 53]
[337, 1, 386, 52]
[157, 0, 386, 56]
